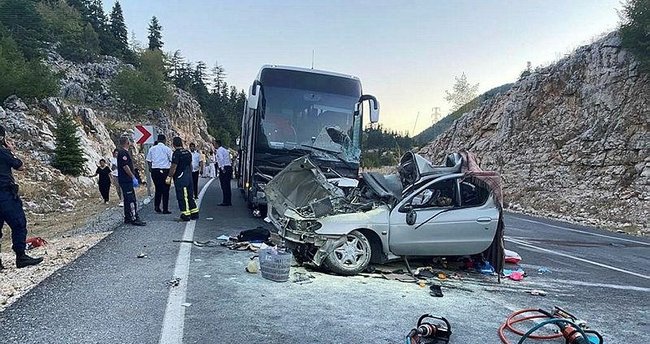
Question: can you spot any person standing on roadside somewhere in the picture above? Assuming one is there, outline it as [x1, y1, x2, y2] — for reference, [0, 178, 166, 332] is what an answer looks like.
[166, 137, 199, 221]
[110, 149, 123, 207]
[0, 125, 43, 269]
[89, 159, 112, 204]
[189, 143, 203, 199]
[117, 136, 146, 226]
[146, 134, 173, 214]
[215, 139, 233, 206]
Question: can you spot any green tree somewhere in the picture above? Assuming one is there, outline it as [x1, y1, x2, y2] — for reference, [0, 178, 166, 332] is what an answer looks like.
[52, 111, 87, 177]
[111, 49, 171, 113]
[147, 16, 163, 50]
[444, 73, 479, 112]
[36, 0, 99, 62]
[211, 61, 226, 93]
[108, 1, 129, 55]
[620, 0, 650, 73]
[0, 0, 48, 59]
[0, 33, 59, 100]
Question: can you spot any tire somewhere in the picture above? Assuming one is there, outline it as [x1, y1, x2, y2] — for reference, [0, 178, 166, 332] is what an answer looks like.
[323, 230, 372, 276]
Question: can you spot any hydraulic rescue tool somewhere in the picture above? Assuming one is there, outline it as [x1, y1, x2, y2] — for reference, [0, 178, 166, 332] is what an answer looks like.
[405, 314, 452, 344]
[498, 306, 603, 344]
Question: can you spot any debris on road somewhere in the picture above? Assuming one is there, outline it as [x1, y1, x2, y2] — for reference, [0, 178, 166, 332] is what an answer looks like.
[259, 247, 292, 282]
[291, 272, 315, 284]
[166, 277, 181, 287]
[503, 268, 526, 281]
[537, 267, 551, 274]
[429, 284, 444, 297]
[25, 237, 48, 250]
[216, 235, 230, 240]
[246, 258, 259, 273]
[526, 289, 547, 296]
[236, 227, 270, 242]
[136, 253, 147, 258]
[504, 249, 522, 264]
[206, 217, 214, 221]
[181, 302, 192, 307]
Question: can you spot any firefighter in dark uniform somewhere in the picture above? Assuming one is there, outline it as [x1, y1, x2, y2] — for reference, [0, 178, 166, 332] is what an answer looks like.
[0, 125, 43, 270]
[116, 136, 146, 226]
[166, 137, 199, 221]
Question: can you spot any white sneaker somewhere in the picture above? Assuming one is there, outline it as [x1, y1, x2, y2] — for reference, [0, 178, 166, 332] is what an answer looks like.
[119, 202, 124, 207]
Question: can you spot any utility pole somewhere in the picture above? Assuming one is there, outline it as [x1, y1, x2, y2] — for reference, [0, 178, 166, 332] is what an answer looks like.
[431, 107, 441, 124]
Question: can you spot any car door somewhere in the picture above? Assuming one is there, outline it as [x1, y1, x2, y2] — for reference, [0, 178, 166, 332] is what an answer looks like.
[388, 175, 499, 256]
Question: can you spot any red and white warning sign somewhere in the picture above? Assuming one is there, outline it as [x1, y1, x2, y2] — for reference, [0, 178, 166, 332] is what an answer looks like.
[133, 125, 154, 145]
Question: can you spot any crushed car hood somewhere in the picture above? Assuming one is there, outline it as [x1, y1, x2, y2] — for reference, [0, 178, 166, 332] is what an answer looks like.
[265, 156, 345, 219]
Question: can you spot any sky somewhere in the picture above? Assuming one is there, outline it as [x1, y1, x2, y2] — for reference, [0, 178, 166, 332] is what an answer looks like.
[108, 0, 623, 136]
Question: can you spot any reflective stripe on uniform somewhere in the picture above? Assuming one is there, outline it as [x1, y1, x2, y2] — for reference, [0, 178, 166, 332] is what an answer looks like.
[182, 187, 191, 216]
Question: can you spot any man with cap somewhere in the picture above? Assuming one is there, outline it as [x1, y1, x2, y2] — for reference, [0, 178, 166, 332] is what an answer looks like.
[0, 125, 43, 269]
[117, 135, 146, 226]
[146, 134, 173, 214]
[166, 137, 199, 221]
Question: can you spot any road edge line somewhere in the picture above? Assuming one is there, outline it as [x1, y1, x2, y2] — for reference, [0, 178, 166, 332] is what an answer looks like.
[159, 178, 215, 344]
[506, 237, 650, 280]
[511, 216, 650, 246]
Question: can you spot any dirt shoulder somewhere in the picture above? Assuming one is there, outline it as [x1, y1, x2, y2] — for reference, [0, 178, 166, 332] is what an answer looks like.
[1, 188, 149, 310]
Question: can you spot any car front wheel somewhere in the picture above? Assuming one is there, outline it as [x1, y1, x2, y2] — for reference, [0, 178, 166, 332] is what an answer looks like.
[323, 230, 371, 275]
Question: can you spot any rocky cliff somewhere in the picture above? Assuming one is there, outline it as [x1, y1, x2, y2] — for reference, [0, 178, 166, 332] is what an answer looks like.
[420, 33, 649, 231]
[0, 52, 213, 215]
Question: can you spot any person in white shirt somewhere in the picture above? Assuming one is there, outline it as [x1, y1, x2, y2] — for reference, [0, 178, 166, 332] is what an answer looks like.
[189, 143, 204, 199]
[215, 139, 232, 206]
[203, 149, 216, 178]
[109, 149, 123, 206]
[146, 135, 173, 213]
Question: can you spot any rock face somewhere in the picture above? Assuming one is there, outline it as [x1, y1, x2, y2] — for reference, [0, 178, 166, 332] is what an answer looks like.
[0, 53, 214, 215]
[420, 33, 649, 230]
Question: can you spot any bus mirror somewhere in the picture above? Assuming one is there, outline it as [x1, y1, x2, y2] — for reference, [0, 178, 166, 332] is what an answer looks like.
[359, 94, 380, 123]
[370, 102, 380, 123]
[248, 84, 261, 110]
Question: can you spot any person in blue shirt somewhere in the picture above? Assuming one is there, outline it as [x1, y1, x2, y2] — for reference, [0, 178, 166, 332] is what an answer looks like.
[0, 125, 43, 269]
[116, 136, 146, 226]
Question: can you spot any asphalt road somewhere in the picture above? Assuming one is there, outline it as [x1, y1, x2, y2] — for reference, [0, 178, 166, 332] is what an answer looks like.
[0, 178, 648, 344]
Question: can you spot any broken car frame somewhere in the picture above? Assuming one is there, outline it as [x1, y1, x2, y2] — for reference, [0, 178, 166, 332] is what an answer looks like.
[266, 151, 505, 275]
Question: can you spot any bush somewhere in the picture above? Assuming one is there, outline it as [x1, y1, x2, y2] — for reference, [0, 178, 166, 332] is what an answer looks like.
[52, 111, 87, 177]
[111, 50, 171, 113]
[0, 34, 59, 100]
[620, 0, 650, 73]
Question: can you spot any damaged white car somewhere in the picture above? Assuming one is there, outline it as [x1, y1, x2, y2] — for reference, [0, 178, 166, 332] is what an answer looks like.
[265, 151, 504, 275]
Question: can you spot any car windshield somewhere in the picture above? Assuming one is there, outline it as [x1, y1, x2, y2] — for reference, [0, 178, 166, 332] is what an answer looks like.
[256, 69, 362, 163]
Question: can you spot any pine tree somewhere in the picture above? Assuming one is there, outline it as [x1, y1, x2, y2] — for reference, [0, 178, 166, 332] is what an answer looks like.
[620, 0, 650, 73]
[52, 111, 87, 177]
[444, 73, 479, 112]
[211, 61, 227, 93]
[109, 1, 128, 54]
[147, 16, 163, 50]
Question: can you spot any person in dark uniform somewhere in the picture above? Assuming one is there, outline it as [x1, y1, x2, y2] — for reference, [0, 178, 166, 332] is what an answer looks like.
[89, 159, 112, 203]
[0, 125, 43, 269]
[117, 136, 146, 226]
[166, 137, 199, 221]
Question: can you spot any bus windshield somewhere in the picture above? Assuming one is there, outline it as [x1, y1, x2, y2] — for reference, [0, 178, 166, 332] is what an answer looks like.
[257, 69, 363, 163]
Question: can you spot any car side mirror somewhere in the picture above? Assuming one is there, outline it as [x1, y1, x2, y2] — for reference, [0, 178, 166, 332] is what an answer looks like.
[406, 209, 417, 226]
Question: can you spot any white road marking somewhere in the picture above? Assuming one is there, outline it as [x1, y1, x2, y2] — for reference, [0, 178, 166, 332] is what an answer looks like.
[509, 216, 650, 246]
[506, 237, 650, 280]
[556, 280, 650, 293]
[159, 178, 214, 344]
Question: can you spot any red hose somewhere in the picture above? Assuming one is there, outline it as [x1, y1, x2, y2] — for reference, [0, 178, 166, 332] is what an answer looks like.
[498, 309, 564, 344]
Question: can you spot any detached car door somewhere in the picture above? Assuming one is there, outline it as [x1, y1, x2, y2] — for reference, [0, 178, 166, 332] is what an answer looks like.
[388, 175, 499, 256]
